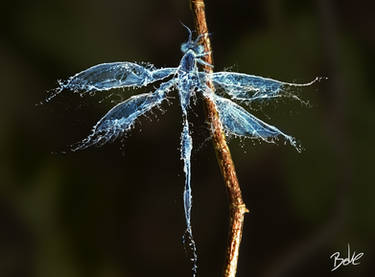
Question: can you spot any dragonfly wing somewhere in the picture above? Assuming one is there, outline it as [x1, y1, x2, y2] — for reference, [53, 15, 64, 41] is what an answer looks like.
[214, 95, 300, 150]
[61, 62, 176, 92]
[42, 63, 177, 104]
[211, 72, 320, 101]
[72, 80, 175, 151]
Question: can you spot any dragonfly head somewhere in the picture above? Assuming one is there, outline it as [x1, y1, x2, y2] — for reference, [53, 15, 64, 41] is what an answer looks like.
[180, 41, 204, 55]
[180, 23, 205, 55]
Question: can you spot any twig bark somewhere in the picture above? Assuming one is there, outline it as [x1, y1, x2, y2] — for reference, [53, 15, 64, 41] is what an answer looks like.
[189, 1, 249, 277]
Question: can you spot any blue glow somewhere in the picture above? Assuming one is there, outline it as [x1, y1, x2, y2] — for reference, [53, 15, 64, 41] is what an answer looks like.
[48, 25, 320, 276]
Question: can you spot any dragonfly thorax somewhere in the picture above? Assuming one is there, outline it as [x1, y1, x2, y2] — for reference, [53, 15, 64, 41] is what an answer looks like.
[179, 50, 197, 73]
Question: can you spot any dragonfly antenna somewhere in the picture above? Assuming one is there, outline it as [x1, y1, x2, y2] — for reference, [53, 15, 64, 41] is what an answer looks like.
[179, 21, 193, 42]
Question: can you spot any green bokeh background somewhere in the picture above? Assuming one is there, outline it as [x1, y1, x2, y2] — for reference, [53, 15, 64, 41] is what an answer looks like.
[1, 0, 374, 276]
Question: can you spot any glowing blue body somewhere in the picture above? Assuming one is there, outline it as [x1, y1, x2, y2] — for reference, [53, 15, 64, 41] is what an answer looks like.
[47, 26, 319, 276]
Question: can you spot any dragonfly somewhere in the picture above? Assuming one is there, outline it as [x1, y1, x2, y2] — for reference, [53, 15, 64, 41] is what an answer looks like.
[47, 25, 320, 276]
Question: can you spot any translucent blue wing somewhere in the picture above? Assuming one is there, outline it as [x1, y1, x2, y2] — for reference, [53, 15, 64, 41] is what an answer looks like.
[72, 80, 175, 151]
[43, 62, 176, 103]
[213, 95, 300, 151]
[60, 62, 176, 91]
[210, 72, 320, 101]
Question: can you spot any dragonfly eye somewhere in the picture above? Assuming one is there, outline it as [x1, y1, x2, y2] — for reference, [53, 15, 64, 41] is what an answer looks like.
[181, 42, 189, 53]
[195, 45, 204, 55]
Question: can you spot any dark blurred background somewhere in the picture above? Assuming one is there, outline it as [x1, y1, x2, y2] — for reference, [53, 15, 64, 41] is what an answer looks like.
[1, 0, 374, 276]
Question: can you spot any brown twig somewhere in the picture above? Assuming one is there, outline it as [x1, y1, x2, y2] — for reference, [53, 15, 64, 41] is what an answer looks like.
[189, 1, 249, 277]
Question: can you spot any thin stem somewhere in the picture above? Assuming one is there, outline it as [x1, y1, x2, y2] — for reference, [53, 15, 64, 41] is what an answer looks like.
[189, 1, 249, 277]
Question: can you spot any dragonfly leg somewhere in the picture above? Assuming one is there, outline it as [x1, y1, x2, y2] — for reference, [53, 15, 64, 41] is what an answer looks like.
[194, 32, 212, 44]
[197, 58, 214, 68]
[195, 50, 212, 58]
